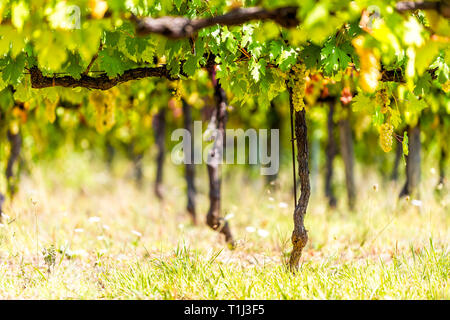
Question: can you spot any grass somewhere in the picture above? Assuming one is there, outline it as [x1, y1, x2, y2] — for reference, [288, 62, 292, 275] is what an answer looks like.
[0, 150, 448, 299]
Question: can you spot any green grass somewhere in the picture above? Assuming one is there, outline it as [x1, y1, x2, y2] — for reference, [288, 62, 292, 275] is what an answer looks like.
[0, 151, 448, 299]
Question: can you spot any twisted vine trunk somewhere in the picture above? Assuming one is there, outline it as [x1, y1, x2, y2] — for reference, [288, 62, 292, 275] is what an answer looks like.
[0, 193, 4, 221]
[132, 151, 144, 187]
[325, 99, 337, 208]
[265, 101, 281, 185]
[438, 148, 446, 187]
[104, 137, 116, 169]
[206, 67, 234, 245]
[6, 130, 22, 197]
[182, 100, 197, 224]
[391, 139, 403, 181]
[338, 114, 356, 210]
[153, 108, 166, 200]
[289, 109, 310, 271]
[400, 123, 421, 198]
[287, 81, 310, 271]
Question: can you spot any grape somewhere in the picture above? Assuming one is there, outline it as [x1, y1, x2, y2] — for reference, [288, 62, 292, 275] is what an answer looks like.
[89, 90, 116, 132]
[376, 89, 390, 113]
[173, 80, 182, 101]
[45, 99, 58, 123]
[379, 123, 393, 152]
[290, 63, 307, 112]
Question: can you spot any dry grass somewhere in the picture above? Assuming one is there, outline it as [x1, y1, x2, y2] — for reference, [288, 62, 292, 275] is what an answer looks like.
[0, 151, 448, 299]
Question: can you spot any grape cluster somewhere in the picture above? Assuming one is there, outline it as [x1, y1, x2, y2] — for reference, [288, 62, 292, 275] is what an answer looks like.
[376, 89, 390, 113]
[89, 90, 116, 132]
[353, 36, 380, 93]
[290, 63, 307, 112]
[173, 80, 182, 101]
[44, 99, 58, 123]
[379, 123, 393, 152]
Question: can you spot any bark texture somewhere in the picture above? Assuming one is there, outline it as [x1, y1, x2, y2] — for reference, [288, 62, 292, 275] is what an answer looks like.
[6, 130, 22, 197]
[182, 100, 197, 224]
[132, 152, 144, 187]
[400, 124, 421, 198]
[438, 148, 446, 187]
[338, 116, 356, 210]
[132, 3, 450, 39]
[30, 66, 175, 90]
[289, 108, 310, 272]
[325, 100, 337, 208]
[134, 7, 299, 39]
[0, 193, 4, 221]
[265, 101, 281, 185]
[206, 67, 234, 245]
[396, 1, 450, 18]
[153, 108, 166, 200]
[391, 139, 403, 181]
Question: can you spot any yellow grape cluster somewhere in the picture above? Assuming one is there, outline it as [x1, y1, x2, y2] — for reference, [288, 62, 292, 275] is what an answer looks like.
[173, 80, 182, 101]
[376, 89, 390, 113]
[290, 63, 307, 112]
[353, 36, 380, 93]
[379, 123, 394, 153]
[89, 90, 117, 132]
[44, 99, 58, 123]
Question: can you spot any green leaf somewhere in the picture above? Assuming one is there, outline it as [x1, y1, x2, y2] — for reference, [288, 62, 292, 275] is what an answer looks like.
[269, 41, 283, 61]
[277, 48, 297, 72]
[372, 105, 384, 126]
[299, 44, 321, 69]
[413, 72, 431, 96]
[1, 53, 26, 86]
[99, 51, 125, 77]
[182, 54, 199, 77]
[321, 40, 352, 75]
[63, 53, 84, 80]
[402, 132, 409, 156]
[352, 93, 374, 112]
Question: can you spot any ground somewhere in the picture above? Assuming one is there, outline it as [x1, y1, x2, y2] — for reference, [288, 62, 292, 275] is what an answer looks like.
[0, 150, 448, 299]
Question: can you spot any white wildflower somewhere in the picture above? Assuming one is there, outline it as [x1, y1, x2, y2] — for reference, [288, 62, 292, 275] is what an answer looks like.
[411, 200, 422, 207]
[88, 216, 101, 223]
[278, 202, 288, 209]
[245, 226, 256, 233]
[224, 212, 235, 220]
[257, 229, 269, 238]
[131, 230, 142, 237]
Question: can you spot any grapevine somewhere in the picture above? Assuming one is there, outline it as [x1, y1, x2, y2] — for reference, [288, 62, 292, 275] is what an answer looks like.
[289, 63, 307, 112]
[379, 122, 394, 153]
[44, 99, 58, 124]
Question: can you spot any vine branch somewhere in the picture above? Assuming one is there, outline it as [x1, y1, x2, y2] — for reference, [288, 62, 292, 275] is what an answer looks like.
[132, 7, 299, 39]
[395, 1, 450, 18]
[29, 66, 174, 90]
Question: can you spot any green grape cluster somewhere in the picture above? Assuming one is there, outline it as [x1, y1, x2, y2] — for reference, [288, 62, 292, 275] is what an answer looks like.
[290, 63, 307, 112]
[379, 123, 394, 152]
[44, 99, 58, 123]
[89, 90, 117, 133]
[173, 80, 182, 101]
[376, 89, 390, 114]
